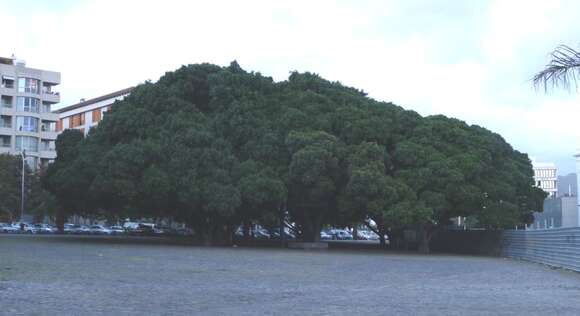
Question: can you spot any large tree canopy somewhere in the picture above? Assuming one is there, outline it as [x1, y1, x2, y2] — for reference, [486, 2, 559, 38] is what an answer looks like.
[44, 62, 545, 246]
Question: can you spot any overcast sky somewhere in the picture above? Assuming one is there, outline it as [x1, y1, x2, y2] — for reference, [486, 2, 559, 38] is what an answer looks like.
[2, 0, 579, 174]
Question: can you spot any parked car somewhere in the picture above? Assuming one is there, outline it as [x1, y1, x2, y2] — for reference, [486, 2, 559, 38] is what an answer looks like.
[109, 226, 125, 235]
[269, 228, 296, 240]
[33, 223, 56, 234]
[71, 225, 91, 235]
[63, 223, 75, 234]
[127, 223, 156, 236]
[0, 223, 19, 233]
[329, 229, 353, 240]
[89, 225, 112, 235]
[320, 231, 333, 240]
[234, 226, 271, 240]
[13, 222, 35, 234]
[357, 230, 379, 240]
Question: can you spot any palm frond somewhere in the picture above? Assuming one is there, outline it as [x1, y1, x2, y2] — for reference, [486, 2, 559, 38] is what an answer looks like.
[533, 45, 580, 92]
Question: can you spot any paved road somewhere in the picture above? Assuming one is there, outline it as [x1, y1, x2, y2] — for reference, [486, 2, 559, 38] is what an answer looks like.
[1, 235, 580, 315]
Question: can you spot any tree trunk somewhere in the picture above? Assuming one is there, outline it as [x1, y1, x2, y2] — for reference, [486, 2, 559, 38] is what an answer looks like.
[55, 209, 66, 234]
[352, 225, 358, 240]
[378, 220, 387, 249]
[243, 220, 251, 241]
[417, 224, 433, 254]
[302, 217, 321, 242]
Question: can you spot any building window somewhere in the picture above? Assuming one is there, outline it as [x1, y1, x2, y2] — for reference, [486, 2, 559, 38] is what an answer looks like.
[1, 95, 13, 108]
[15, 136, 39, 152]
[17, 78, 40, 94]
[42, 103, 51, 113]
[16, 97, 40, 113]
[92, 108, 102, 123]
[16, 116, 39, 132]
[56, 120, 63, 132]
[0, 135, 10, 147]
[0, 115, 11, 128]
[70, 113, 85, 128]
[1, 76, 15, 89]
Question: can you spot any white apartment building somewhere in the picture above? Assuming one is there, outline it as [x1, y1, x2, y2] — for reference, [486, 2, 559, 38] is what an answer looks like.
[575, 148, 580, 223]
[55, 87, 133, 135]
[575, 149, 580, 197]
[532, 160, 558, 198]
[0, 56, 59, 170]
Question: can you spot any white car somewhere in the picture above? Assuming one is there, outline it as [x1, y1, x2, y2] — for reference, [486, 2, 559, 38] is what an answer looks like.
[109, 226, 125, 235]
[33, 223, 56, 234]
[89, 225, 112, 235]
[320, 231, 333, 240]
[0, 223, 19, 233]
[329, 229, 353, 240]
[13, 222, 36, 234]
[358, 230, 379, 240]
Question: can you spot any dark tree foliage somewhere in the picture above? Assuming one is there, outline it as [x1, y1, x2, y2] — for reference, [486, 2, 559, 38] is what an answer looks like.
[0, 154, 25, 221]
[0, 154, 52, 223]
[43, 62, 544, 247]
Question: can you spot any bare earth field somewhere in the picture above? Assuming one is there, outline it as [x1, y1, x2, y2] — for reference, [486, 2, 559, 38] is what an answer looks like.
[1, 235, 580, 316]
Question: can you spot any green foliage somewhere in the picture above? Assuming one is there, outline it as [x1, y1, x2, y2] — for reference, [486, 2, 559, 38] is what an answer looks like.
[43, 62, 542, 242]
[0, 154, 53, 222]
[0, 154, 23, 220]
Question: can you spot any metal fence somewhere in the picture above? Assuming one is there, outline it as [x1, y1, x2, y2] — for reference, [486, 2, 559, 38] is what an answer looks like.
[502, 227, 580, 272]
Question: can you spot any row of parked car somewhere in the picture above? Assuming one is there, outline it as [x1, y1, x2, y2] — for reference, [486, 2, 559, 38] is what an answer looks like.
[1, 222, 387, 242]
[0, 222, 193, 237]
[321, 229, 387, 241]
[234, 226, 387, 241]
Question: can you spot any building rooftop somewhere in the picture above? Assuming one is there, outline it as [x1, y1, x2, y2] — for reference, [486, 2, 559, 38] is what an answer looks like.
[54, 87, 134, 114]
[0, 56, 14, 65]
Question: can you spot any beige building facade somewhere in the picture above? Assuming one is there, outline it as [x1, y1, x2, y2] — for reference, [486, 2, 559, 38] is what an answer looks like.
[55, 87, 133, 136]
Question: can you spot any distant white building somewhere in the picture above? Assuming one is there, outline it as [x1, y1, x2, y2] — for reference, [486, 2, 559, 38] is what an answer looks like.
[532, 160, 557, 198]
[575, 148, 580, 226]
[575, 149, 580, 196]
[532, 196, 578, 229]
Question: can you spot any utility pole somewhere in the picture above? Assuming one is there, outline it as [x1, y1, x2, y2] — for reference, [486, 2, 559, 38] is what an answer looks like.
[20, 150, 26, 222]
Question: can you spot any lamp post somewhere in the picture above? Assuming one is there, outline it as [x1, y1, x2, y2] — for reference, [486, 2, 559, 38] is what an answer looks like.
[20, 150, 26, 222]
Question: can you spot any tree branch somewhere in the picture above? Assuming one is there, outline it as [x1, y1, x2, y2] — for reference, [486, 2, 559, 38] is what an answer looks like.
[533, 45, 580, 92]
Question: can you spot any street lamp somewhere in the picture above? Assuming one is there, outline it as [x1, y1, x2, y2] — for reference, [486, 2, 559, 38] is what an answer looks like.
[20, 150, 26, 222]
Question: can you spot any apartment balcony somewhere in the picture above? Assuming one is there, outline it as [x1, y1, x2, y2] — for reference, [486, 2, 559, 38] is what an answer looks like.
[39, 149, 57, 160]
[0, 89, 14, 99]
[0, 106, 14, 116]
[42, 91, 60, 104]
[41, 71, 61, 86]
[40, 112, 59, 121]
[0, 125, 13, 135]
[40, 130, 58, 140]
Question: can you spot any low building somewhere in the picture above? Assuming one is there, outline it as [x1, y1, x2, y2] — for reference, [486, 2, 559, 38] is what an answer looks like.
[532, 160, 557, 198]
[0, 56, 60, 170]
[531, 196, 578, 229]
[557, 173, 577, 198]
[54, 87, 133, 135]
